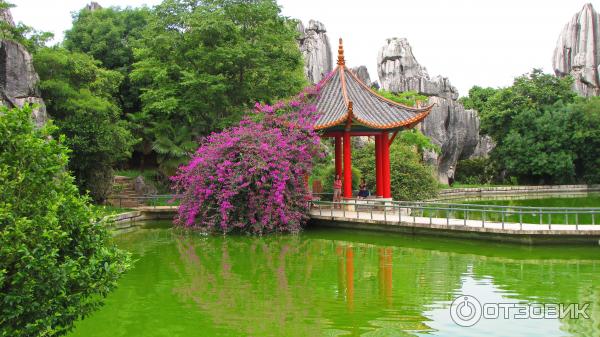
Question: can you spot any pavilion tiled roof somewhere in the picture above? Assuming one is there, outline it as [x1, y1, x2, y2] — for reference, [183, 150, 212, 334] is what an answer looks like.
[314, 39, 433, 131]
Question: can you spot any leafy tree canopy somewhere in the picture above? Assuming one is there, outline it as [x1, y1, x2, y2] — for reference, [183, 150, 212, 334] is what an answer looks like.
[459, 85, 498, 113]
[0, 106, 129, 337]
[567, 97, 600, 183]
[34, 47, 137, 202]
[64, 5, 150, 113]
[461, 69, 589, 184]
[131, 0, 306, 176]
[477, 69, 576, 141]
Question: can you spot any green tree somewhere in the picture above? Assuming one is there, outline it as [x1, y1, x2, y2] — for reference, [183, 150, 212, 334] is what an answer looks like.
[478, 69, 575, 141]
[567, 97, 600, 183]
[459, 85, 497, 112]
[131, 0, 306, 176]
[64, 5, 150, 114]
[34, 47, 137, 202]
[494, 105, 576, 183]
[467, 70, 578, 183]
[0, 106, 129, 337]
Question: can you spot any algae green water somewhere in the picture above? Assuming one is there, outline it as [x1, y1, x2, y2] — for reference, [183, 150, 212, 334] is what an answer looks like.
[68, 222, 600, 337]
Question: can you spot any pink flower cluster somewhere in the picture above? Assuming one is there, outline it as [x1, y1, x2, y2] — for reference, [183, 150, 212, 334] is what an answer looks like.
[171, 86, 323, 234]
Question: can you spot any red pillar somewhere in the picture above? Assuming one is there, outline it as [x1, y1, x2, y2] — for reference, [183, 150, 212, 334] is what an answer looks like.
[382, 131, 392, 198]
[375, 134, 383, 197]
[334, 136, 342, 177]
[343, 131, 352, 198]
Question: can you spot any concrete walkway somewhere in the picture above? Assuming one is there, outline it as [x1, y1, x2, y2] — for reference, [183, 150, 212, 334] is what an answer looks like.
[108, 204, 600, 244]
[309, 207, 600, 244]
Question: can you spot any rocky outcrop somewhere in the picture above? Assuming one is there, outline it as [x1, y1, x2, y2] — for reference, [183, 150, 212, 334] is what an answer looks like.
[377, 37, 491, 183]
[0, 6, 14, 27]
[553, 3, 600, 97]
[0, 9, 47, 126]
[297, 20, 333, 84]
[85, 2, 103, 11]
[351, 66, 373, 87]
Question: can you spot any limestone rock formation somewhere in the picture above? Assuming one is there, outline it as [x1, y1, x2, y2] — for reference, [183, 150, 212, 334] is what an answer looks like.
[297, 20, 333, 84]
[377, 37, 491, 183]
[0, 9, 47, 126]
[351, 66, 373, 87]
[85, 2, 103, 11]
[0, 6, 15, 27]
[553, 3, 600, 97]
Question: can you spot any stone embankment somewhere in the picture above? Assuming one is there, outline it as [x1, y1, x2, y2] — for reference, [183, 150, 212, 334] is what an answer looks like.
[437, 184, 600, 199]
[103, 207, 177, 232]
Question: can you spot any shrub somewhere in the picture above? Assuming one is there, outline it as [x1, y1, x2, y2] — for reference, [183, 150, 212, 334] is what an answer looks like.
[171, 87, 322, 234]
[353, 141, 439, 201]
[0, 106, 130, 337]
[455, 157, 495, 185]
[389, 144, 439, 200]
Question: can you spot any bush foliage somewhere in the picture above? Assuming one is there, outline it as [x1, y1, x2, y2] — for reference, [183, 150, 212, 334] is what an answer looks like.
[131, 0, 306, 176]
[454, 157, 496, 185]
[0, 106, 130, 337]
[353, 142, 439, 201]
[171, 87, 322, 234]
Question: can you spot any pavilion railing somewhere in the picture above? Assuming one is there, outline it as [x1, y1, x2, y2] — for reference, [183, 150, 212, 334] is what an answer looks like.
[309, 199, 600, 230]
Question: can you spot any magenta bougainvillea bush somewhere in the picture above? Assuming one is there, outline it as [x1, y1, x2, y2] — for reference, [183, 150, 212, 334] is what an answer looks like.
[171, 86, 323, 234]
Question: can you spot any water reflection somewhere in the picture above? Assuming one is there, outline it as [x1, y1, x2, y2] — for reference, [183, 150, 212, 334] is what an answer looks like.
[68, 226, 600, 337]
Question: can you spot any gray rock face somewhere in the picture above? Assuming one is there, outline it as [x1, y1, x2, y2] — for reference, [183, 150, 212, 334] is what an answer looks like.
[351, 66, 373, 87]
[85, 2, 103, 11]
[0, 10, 47, 126]
[377, 37, 491, 183]
[378, 38, 459, 100]
[0, 7, 15, 27]
[297, 20, 333, 84]
[553, 3, 600, 97]
[134, 175, 157, 196]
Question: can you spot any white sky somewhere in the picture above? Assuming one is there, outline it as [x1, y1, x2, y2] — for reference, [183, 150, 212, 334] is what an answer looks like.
[11, 0, 596, 96]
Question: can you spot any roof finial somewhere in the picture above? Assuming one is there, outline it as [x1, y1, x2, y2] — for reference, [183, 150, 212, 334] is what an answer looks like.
[337, 38, 345, 66]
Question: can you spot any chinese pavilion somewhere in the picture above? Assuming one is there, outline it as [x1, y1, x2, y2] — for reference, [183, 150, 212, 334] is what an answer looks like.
[314, 39, 433, 199]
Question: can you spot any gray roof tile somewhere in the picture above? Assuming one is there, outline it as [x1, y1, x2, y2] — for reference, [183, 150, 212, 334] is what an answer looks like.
[314, 66, 432, 130]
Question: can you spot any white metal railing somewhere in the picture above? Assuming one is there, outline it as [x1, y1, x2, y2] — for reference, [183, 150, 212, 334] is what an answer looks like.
[310, 199, 600, 231]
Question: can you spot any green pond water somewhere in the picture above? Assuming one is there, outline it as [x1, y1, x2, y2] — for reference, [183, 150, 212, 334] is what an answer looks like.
[424, 193, 600, 225]
[67, 221, 600, 337]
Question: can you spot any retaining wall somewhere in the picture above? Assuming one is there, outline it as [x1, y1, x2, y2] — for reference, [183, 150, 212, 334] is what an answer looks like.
[310, 216, 600, 245]
[104, 207, 177, 232]
[437, 184, 600, 200]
